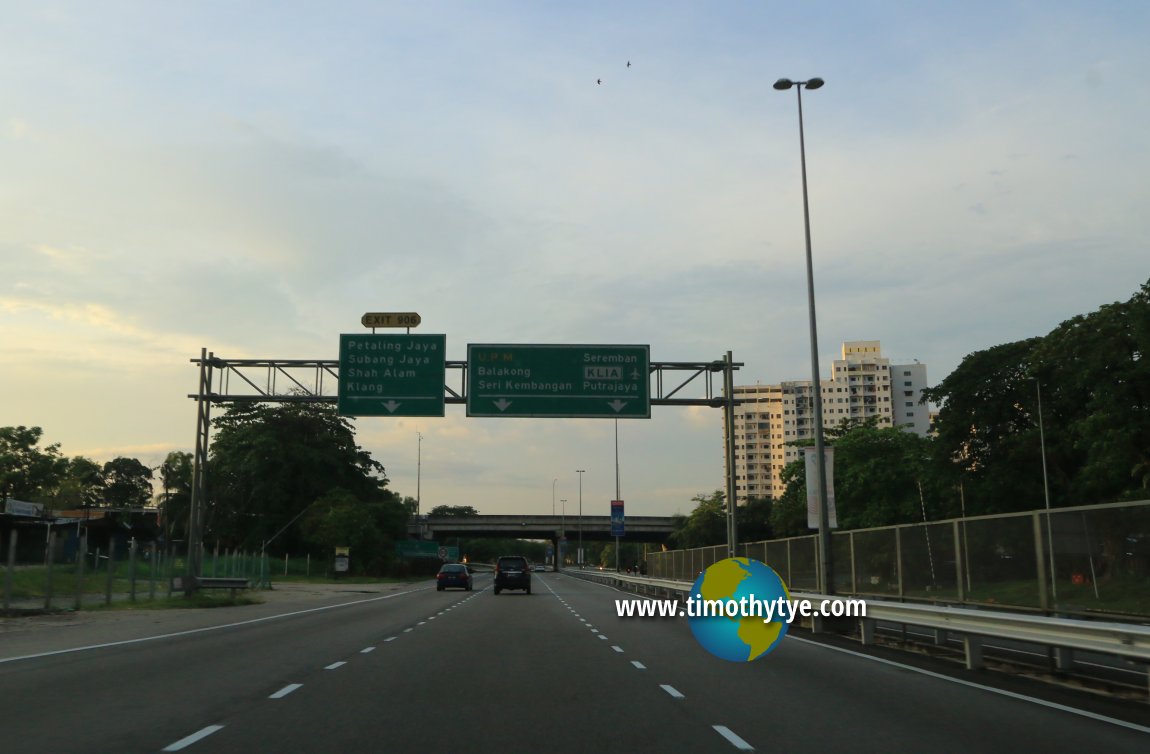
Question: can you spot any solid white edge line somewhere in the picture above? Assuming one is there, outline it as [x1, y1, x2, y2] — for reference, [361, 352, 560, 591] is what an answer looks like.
[565, 571, 1150, 736]
[713, 725, 755, 751]
[660, 684, 685, 699]
[1, 588, 425, 665]
[162, 724, 225, 751]
[269, 683, 303, 699]
[786, 635, 1150, 735]
[324, 661, 346, 670]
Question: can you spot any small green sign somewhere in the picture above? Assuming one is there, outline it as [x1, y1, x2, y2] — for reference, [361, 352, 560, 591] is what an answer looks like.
[396, 541, 458, 560]
[467, 344, 650, 418]
[338, 334, 446, 417]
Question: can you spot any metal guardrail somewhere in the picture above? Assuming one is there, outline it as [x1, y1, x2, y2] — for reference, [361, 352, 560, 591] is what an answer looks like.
[562, 568, 1150, 691]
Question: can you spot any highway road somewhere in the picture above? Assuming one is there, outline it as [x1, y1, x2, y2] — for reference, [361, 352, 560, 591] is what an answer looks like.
[2, 572, 1148, 753]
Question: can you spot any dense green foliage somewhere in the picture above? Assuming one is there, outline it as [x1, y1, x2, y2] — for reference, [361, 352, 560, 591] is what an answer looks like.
[102, 457, 154, 508]
[674, 278, 1150, 547]
[205, 402, 407, 572]
[0, 426, 67, 501]
[427, 504, 480, 517]
[925, 278, 1150, 513]
[0, 426, 147, 510]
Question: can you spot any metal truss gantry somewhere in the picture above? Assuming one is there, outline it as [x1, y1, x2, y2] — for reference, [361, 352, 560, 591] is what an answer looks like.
[184, 349, 743, 594]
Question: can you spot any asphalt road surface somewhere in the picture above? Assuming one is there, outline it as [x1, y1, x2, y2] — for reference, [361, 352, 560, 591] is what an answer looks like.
[2, 573, 1148, 753]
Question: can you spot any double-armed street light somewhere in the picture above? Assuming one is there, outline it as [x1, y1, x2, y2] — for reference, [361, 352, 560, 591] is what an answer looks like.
[774, 76, 833, 595]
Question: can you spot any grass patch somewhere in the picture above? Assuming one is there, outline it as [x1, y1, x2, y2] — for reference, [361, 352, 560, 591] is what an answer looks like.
[270, 574, 408, 585]
[85, 593, 264, 611]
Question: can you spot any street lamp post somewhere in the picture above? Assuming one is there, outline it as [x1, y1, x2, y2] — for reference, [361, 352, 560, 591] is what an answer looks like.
[774, 76, 833, 595]
[552, 478, 557, 517]
[1033, 378, 1057, 601]
[560, 499, 567, 566]
[576, 470, 585, 568]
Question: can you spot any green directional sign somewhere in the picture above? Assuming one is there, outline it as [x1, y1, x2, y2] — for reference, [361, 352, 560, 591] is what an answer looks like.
[467, 344, 650, 418]
[338, 334, 446, 417]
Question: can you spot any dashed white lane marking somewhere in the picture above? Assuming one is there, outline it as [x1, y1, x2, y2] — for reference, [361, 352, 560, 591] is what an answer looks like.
[714, 725, 755, 751]
[384, 637, 398, 642]
[612, 646, 624, 653]
[361, 647, 375, 654]
[269, 684, 303, 699]
[631, 661, 646, 670]
[162, 725, 225, 751]
[660, 684, 685, 699]
[597, 635, 608, 640]
[403, 628, 414, 633]
[1, 588, 426, 666]
[325, 661, 346, 670]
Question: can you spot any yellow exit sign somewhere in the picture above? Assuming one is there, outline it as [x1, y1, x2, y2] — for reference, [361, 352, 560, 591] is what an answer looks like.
[361, 312, 421, 328]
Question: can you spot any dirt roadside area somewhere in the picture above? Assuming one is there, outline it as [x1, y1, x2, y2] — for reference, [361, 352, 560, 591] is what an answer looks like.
[0, 580, 427, 662]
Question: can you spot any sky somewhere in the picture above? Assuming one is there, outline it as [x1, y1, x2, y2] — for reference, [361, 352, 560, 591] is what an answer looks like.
[2, 2, 1148, 519]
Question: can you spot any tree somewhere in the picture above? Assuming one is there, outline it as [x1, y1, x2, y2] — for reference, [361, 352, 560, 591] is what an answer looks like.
[160, 451, 194, 542]
[668, 491, 728, 549]
[1029, 280, 1150, 505]
[102, 457, 154, 508]
[736, 496, 774, 543]
[427, 505, 479, 517]
[0, 426, 67, 501]
[921, 338, 1043, 514]
[53, 456, 105, 509]
[924, 277, 1150, 514]
[831, 423, 941, 528]
[769, 421, 945, 534]
[303, 489, 386, 574]
[206, 402, 403, 554]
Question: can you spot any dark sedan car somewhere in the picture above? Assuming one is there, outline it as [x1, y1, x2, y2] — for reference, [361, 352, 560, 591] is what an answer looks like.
[494, 555, 531, 595]
[436, 563, 473, 591]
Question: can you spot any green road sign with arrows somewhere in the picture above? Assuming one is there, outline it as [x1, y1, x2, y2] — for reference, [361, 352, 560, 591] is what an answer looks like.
[338, 334, 446, 417]
[467, 344, 650, 418]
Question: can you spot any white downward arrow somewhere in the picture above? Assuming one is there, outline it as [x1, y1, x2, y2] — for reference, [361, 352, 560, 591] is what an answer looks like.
[383, 401, 402, 413]
[494, 399, 513, 411]
[608, 400, 628, 412]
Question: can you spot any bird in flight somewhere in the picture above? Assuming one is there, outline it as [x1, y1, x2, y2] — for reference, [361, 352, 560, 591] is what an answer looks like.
[597, 78, 602, 85]
[627, 60, 631, 68]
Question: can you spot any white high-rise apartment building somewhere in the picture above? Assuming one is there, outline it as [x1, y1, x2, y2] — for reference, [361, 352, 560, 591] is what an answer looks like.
[729, 341, 929, 504]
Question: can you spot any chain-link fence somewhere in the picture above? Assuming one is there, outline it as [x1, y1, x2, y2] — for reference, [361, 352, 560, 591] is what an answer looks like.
[645, 499, 1150, 618]
[0, 528, 268, 612]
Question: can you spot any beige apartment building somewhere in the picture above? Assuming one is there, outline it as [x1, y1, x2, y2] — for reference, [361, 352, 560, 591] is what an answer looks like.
[729, 341, 929, 504]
